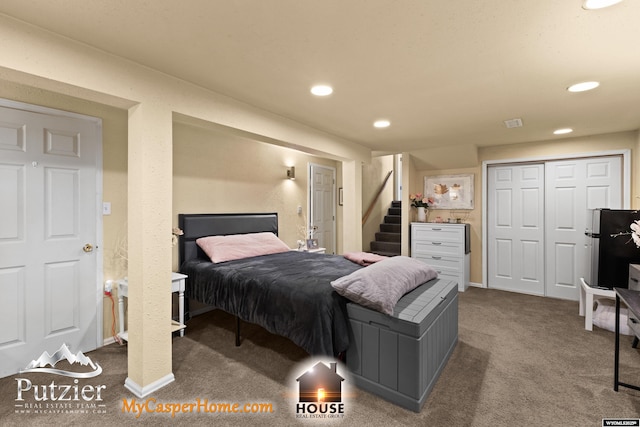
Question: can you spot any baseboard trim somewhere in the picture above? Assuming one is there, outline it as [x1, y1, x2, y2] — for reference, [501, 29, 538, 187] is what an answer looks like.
[469, 281, 484, 288]
[124, 373, 175, 398]
[103, 336, 117, 346]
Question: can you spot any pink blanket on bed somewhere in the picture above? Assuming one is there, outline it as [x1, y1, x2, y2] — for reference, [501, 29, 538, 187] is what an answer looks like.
[343, 251, 388, 266]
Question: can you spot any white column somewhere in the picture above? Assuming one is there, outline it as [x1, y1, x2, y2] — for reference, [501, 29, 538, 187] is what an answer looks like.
[125, 101, 174, 397]
[400, 152, 413, 256]
[341, 160, 363, 253]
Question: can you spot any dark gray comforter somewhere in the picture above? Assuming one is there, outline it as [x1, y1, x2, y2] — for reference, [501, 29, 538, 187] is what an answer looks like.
[180, 251, 362, 356]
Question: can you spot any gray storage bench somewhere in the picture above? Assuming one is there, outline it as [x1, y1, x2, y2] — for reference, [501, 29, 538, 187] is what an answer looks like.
[345, 278, 458, 412]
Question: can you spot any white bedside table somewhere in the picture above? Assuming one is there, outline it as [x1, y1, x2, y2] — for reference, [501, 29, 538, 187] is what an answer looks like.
[292, 247, 326, 254]
[117, 272, 187, 341]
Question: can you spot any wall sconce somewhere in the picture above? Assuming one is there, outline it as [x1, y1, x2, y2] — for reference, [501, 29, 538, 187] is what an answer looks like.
[287, 166, 295, 180]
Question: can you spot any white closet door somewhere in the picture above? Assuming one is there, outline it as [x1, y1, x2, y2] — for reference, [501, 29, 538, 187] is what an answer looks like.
[0, 105, 100, 378]
[487, 164, 545, 295]
[545, 156, 622, 300]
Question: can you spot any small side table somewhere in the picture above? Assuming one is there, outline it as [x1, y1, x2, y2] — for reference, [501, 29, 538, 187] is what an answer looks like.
[292, 247, 326, 254]
[117, 272, 187, 341]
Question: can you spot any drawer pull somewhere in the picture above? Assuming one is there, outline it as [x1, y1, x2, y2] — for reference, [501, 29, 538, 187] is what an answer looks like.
[630, 317, 639, 324]
[432, 242, 442, 245]
[432, 256, 442, 260]
[631, 278, 639, 283]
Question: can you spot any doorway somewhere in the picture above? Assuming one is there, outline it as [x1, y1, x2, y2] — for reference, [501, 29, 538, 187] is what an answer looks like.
[309, 163, 336, 254]
[0, 100, 102, 377]
[395, 154, 403, 201]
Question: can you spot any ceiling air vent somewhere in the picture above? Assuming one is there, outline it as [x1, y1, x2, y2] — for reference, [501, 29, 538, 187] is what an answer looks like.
[504, 118, 523, 128]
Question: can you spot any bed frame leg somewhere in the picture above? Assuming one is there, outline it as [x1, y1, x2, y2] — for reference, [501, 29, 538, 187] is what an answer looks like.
[235, 317, 241, 346]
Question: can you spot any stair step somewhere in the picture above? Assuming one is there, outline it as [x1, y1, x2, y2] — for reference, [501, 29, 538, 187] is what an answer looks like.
[370, 251, 400, 257]
[384, 215, 401, 224]
[388, 207, 401, 216]
[370, 241, 401, 255]
[375, 232, 401, 243]
[380, 223, 401, 233]
[369, 201, 402, 256]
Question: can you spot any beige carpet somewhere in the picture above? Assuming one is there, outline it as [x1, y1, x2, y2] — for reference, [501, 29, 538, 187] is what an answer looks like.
[1, 287, 639, 426]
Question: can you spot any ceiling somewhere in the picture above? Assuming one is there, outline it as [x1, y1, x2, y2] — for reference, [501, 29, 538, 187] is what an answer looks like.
[1, 0, 639, 160]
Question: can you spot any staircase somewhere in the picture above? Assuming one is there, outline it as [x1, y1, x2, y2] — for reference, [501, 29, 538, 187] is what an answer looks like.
[369, 201, 402, 256]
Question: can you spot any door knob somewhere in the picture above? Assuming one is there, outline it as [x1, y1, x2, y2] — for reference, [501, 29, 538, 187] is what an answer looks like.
[83, 243, 94, 253]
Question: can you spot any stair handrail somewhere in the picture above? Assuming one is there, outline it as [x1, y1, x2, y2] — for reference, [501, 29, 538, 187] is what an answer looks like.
[362, 170, 394, 225]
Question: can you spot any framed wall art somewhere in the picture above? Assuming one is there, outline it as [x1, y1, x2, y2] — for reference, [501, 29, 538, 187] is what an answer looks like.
[424, 174, 474, 210]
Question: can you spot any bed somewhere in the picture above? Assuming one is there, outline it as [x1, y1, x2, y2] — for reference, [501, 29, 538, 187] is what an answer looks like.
[178, 212, 459, 412]
[178, 212, 362, 356]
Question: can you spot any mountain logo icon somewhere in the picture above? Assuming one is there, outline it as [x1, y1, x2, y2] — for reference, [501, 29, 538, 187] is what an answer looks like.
[20, 343, 102, 378]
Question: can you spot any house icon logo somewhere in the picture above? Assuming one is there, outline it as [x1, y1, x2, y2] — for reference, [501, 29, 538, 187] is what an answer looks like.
[297, 361, 343, 402]
[293, 359, 347, 420]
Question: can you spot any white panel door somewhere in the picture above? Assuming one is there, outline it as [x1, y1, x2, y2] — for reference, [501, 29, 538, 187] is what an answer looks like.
[487, 164, 545, 295]
[545, 156, 622, 300]
[309, 164, 336, 254]
[0, 105, 100, 378]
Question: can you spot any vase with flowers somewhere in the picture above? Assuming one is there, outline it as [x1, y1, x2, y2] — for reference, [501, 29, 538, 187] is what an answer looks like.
[410, 193, 434, 222]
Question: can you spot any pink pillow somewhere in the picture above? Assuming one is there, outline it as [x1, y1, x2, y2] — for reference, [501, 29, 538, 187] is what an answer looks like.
[196, 232, 290, 263]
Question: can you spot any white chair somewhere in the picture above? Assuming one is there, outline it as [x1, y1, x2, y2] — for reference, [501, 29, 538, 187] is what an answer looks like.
[579, 277, 616, 331]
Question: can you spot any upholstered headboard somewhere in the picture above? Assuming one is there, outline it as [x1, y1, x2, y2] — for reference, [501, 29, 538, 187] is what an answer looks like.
[178, 213, 279, 266]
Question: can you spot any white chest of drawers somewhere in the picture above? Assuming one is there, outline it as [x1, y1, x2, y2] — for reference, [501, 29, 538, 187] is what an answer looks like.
[411, 222, 470, 292]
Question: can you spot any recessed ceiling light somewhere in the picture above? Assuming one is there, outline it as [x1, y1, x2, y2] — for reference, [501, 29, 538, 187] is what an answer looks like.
[567, 81, 600, 92]
[310, 85, 333, 96]
[373, 120, 390, 128]
[553, 128, 573, 135]
[583, 0, 623, 10]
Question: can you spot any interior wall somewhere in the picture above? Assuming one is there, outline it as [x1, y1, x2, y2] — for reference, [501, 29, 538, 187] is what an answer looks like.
[172, 121, 340, 270]
[361, 155, 394, 250]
